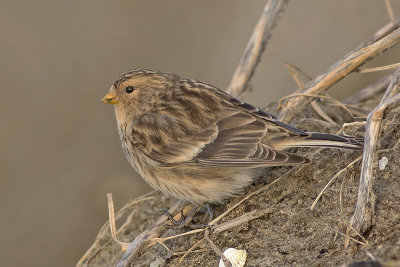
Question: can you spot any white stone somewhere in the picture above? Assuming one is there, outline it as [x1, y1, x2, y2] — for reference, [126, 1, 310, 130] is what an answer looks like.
[219, 248, 247, 267]
[378, 156, 388, 170]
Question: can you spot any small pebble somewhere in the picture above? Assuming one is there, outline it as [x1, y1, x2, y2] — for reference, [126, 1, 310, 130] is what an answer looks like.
[378, 156, 388, 170]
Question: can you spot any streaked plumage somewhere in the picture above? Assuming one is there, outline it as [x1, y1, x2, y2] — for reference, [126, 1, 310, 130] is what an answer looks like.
[102, 69, 363, 204]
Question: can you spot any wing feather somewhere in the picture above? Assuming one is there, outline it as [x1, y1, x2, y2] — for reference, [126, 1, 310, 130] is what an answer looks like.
[132, 107, 309, 168]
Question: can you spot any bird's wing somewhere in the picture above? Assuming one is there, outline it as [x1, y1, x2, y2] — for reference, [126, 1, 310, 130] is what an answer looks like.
[131, 108, 309, 168]
[195, 109, 309, 167]
[128, 112, 218, 164]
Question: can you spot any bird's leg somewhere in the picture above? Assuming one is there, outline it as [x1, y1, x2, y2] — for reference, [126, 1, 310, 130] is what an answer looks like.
[162, 205, 209, 229]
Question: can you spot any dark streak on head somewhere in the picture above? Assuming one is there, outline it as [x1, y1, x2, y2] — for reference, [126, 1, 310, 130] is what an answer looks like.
[113, 69, 180, 88]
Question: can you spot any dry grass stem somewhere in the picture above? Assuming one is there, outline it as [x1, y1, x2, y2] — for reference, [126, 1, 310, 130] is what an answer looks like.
[310, 155, 362, 210]
[378, 138, 400, 153]
[381, 69, 400, 100]
[310, 101, 337, 124]
[153, 228, 205, 243]
[278, 21, 400, 123]
[77, 191, 157, 266]
[384, 0, 395, 21]
[117, 200, 186, 267]
[284, 63, 336, 124]
[209, 171, 288, 226]
[364, 250, 377, 261]
[179, 238, 206, 263]
[204, 230, 231, 267]
[357, 62, 400, 73]
[115, 190, 157, 216]
[337, 121, 366, 135]
[339, 174, 346, 215]
[345, 223, 370, 248]
[156, 240, 174, 255]
[330, 227, 368, 247]
[343, 73, 396, 104]
[284, 62, 312, 82]
[284, 62, 307, 90]
[348, 70, 400, 234]
[213, 210, 270, 233]
[278, 93, 355, 118]
[226, 0, 289, 97]
[155, 240, 208, 257]
[153, 209, 267, 244]
[107, 193, 130, 250]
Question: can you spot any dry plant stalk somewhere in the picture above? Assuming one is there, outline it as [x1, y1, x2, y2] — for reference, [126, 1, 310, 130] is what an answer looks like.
[107, 193, 130, 250]
[117, 200, 189, 267]
[77, 191, 157, 266]
[284, 62, 337, 124]
[384, 0, 395, 21]
[347, 70, 400, 238]
[343, 72, 396, 104]
[204, 230, 231, 267]
[356, 62, 400, 73]
[278, 18, 400, 123]
[226, 0, 289, 98]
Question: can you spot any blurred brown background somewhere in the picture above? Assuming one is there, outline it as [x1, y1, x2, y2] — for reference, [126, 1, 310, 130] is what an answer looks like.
[1, 1, 399, 266]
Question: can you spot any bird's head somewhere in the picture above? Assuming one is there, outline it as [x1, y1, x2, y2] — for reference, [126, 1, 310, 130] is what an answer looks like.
[102, 69, 180, 115]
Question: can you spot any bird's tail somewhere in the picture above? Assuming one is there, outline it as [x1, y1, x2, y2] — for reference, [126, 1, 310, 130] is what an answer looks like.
[271, 132, 363, 150]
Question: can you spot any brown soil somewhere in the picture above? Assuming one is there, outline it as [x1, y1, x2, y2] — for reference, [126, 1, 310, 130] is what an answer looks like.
[82, 99, 400, 266]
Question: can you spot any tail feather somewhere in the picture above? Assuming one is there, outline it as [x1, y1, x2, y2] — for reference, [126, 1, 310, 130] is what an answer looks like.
[272, 132, 363, 150]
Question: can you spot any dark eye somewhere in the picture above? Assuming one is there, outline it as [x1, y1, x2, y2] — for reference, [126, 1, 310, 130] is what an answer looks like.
[125, 86, 134, 94]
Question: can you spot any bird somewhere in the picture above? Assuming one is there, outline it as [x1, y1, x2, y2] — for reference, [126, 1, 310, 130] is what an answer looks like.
[102, 69, 363, 205]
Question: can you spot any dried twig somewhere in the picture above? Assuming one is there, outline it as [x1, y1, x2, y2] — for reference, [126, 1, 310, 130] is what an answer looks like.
[330, 227, 368, 246]
[278, 93, 356, 118]
[77, 191, 157, 266]
[343, 72, 396, 104]
[213, 210, 270, 233]
[384, 0, 395, 21]
[357, 62, 400, 73]
[209, 169, 290, 227]
[311, 102, 337, 124]
[347, 70, 400, 236]
[179, 238, 206, 263]
[284, 62, 337, 124]
[284, 62, 307, 90]
[278, 19, 400, 123]
[204, 230, 231, 267]
[226, 0, 289, 97]
[117, 200, 187, 267]
[107, 193, 130, 250]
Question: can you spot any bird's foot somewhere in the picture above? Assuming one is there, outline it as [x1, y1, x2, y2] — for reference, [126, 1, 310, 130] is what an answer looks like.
[161, 205, 210, 229]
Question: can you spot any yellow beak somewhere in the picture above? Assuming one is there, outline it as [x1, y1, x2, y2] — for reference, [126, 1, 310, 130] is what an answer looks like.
[102, 93, 118, 104]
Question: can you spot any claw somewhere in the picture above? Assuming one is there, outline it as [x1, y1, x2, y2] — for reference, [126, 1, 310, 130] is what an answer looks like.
[161, 206, 209, 229]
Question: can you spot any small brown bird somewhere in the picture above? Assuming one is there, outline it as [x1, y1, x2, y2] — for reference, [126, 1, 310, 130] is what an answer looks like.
[102, 69, 362, 205]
